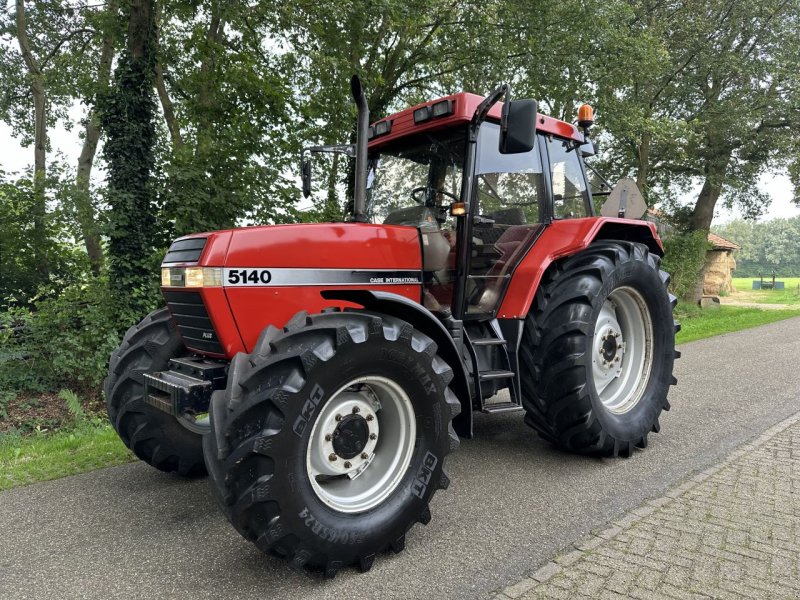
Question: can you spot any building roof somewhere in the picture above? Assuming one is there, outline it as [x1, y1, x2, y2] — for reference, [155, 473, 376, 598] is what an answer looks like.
[707, 232, 740, 251]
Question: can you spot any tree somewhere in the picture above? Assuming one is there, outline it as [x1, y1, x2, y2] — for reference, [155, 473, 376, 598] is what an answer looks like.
[1, 1, 119, 277]
[74, 1, 119, 275]
[100, 0, 158, 321]
[152, 0, 297, 235]
[596, 0, 800, 229]
[716, 217, 800, 277]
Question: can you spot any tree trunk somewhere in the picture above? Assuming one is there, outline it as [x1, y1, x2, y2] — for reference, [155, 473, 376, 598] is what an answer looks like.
[76, 119, 106, 275]
[196, 7, 224, 153]
[155, 63, 183, 150]
[689, 151, 731, 232]
[102, 0, 158, 321]
[154, 1, 182, 150]
[686, 150, 731, 304]
[75, 1, 117, 275]
[15, 0, 49, 280]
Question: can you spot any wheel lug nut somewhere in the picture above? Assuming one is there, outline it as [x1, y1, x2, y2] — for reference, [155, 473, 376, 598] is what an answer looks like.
[369, 433, 377, 440]
[328, 453, 337, 461]
[361, 452, 368, 459]
[352, 406, 360, 414]
[335, 414, 343, 421]
[325, 434, 332, 441]
[343, 461, 352, 469]
[366, 415, 374, 421]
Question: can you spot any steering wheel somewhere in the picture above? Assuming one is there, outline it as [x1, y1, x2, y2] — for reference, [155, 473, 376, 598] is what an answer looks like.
[411, 186, 460, 205]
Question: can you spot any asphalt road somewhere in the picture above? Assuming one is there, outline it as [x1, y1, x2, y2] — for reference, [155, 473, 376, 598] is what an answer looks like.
[2, 317, 799, 600]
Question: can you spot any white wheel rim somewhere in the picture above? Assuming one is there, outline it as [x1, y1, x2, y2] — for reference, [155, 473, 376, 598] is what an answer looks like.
[591, 286, 654, 414]
[306, 376, 416, 513]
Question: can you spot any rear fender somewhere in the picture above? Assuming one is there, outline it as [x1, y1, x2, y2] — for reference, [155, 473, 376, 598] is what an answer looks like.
[497, 217, 663, 319]
[321, 289, 473, 438]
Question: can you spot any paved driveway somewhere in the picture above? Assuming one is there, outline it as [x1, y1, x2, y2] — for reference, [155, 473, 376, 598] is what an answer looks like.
[1, 317, 799, 600]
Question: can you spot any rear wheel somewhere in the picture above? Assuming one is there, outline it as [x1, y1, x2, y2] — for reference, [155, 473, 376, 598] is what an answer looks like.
[203, 310, 460, 576]
[104, 308, 207, 476]
[520, 241, 678, 457]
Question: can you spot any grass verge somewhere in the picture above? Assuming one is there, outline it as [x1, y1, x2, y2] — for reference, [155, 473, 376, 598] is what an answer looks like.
[676, 305, 800, 344]
[0, 423, 134, 491]
[731, 277, 800, 305]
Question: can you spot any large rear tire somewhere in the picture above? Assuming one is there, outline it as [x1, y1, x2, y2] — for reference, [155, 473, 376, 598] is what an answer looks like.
[520, 241, 678, 457]
[203, 309, 460, 576]
[104, 308, 206, 476]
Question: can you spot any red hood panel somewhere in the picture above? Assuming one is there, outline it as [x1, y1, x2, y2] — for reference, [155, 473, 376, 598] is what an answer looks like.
[222, 223, 422, 269]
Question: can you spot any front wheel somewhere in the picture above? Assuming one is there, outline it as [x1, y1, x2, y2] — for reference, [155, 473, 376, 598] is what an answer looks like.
[520, 241, 678, 457]
[104, 308, 207, 476]
[203, 309, 460, 576]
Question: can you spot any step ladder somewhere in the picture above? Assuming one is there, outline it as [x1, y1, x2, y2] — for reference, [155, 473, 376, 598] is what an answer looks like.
[465, 323, 523, 414]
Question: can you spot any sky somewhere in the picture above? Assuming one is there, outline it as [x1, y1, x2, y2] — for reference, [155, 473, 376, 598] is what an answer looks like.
[2, 113, 799, 226]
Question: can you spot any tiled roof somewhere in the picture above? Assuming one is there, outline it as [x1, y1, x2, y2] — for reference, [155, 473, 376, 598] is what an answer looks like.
[707, 232, 740, 251]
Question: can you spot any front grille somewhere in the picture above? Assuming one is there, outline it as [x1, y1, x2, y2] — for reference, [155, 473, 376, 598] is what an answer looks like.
[163, 237, 207, 264]
[162, 290, 224, 354]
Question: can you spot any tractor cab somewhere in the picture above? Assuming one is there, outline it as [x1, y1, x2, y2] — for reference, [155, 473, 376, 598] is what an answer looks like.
[302, 84, 598, 323]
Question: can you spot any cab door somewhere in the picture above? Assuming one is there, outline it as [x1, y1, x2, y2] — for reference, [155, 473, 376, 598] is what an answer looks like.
[465, 123, 547, 316]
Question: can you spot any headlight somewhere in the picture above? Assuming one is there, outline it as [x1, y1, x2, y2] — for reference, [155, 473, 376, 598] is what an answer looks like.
[160, 267, 223, 288]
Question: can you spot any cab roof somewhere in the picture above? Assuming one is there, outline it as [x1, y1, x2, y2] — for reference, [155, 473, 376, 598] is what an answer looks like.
[368, 92, 583, 149]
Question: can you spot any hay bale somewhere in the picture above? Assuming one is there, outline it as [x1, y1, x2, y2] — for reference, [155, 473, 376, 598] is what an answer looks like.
[703, 249, 736, 295]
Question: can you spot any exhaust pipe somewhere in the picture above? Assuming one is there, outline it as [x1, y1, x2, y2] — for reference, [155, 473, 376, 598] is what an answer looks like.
[350, 75, 369, 223]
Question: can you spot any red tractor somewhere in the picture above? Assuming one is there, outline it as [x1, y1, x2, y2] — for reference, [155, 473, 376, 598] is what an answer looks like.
[106, 78, 677, 576]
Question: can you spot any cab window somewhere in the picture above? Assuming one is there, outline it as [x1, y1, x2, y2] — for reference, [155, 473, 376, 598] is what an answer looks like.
[475, 123, 543, 224]
[547, 136, 589, 219]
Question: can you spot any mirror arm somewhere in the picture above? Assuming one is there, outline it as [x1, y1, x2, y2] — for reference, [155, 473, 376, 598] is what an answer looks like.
[469, 83, 510, 142]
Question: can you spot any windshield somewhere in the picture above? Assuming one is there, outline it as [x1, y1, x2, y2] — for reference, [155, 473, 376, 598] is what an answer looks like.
[366, 128, 466, 224]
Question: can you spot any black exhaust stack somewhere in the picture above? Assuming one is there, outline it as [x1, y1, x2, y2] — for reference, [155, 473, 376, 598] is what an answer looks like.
[350, 75, 369, 223]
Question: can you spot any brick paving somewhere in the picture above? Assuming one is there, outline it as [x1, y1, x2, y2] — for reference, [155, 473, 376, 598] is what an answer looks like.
[494, 413, 800, 600]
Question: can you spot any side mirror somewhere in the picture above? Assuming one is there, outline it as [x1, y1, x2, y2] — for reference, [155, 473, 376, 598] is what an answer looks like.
[499, 99, 537, 154]
[301, 158, 312, 198]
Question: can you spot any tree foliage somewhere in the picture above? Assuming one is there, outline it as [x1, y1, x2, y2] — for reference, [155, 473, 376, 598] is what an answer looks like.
[594, 0, 800, 229]
[715, 218, 800, 277]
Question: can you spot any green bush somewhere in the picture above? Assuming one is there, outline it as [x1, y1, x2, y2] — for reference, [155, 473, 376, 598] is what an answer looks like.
[0, 279, 121, 396]
[661, 231, 711, 300]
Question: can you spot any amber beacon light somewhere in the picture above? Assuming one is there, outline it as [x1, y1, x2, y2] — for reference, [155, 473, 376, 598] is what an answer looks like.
[578, 104, 594, 133]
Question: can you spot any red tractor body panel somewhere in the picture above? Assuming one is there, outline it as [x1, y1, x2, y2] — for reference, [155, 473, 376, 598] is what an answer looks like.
[368, 92, 583, 149]
[497, 217, 662, 319]
[164, 223, 423, 358]
[223, 223, 421, 268]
